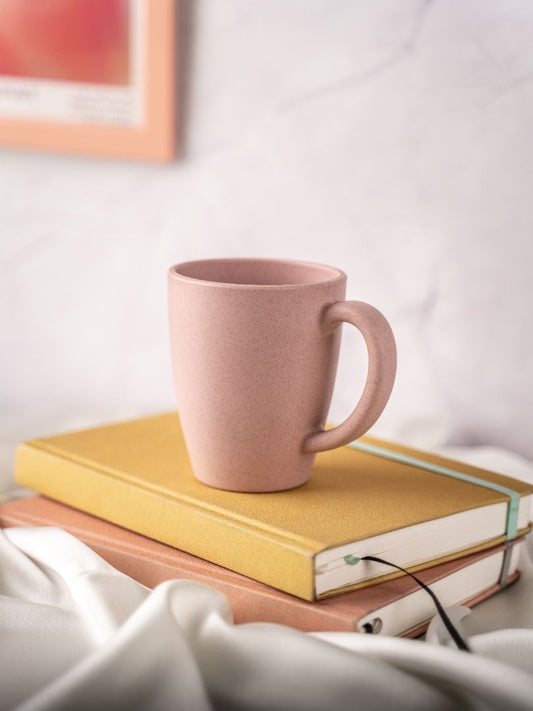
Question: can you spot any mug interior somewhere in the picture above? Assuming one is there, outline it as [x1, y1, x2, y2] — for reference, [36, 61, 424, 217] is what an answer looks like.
[171, 259, 343, 287]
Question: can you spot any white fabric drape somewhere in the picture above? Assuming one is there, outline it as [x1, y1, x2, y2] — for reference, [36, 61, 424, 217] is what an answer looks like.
[1, 524, 533, 711]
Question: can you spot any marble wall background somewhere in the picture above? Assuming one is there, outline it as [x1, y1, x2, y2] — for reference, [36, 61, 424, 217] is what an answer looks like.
[1, 0, 533, 492]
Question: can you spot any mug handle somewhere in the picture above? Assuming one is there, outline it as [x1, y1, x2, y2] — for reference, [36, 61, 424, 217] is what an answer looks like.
[302, 301, 397, 453]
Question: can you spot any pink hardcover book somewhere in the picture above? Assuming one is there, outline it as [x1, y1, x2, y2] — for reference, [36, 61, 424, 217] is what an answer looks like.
[0, 496, 522, 638]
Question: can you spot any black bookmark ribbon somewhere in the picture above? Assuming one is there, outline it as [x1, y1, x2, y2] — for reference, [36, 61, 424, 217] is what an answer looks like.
[356, 555, 471, 652]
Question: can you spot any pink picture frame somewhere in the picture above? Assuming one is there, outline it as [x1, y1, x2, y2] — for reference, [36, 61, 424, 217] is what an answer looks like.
[0, 0, 176, 162]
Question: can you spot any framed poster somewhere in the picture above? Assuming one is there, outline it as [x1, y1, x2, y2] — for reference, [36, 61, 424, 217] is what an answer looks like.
[0, 0, 175, 162]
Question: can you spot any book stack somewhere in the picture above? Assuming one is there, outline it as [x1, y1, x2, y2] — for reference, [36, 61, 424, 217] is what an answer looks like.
[3, 413, 531, 637]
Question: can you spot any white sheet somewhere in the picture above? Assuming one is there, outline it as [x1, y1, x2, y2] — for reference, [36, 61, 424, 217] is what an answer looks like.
[1, 522, 533, 711]
[1, 445, 532, 710]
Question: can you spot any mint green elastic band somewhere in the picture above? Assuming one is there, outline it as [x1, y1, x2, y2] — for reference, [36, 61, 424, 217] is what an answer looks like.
[348, 440, 520, 540]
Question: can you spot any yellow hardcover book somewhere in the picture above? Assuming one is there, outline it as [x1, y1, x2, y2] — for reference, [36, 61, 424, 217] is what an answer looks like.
[15, 413, 532, 601]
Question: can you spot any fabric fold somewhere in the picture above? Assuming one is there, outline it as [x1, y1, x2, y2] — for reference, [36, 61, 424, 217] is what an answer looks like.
[2, 526, 533, 711]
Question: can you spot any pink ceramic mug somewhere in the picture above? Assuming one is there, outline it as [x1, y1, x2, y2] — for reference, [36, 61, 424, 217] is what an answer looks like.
[168, 258, 396, 492]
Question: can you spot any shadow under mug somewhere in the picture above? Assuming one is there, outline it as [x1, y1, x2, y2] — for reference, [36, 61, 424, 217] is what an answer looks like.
[168, 258, 396, 492]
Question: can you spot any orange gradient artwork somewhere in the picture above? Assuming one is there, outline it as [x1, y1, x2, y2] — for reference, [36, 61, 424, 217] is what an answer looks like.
[0, 0, 130, 85]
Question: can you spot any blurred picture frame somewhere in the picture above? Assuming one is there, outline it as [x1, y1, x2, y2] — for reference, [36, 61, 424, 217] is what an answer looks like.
[0, 0, 176, 162]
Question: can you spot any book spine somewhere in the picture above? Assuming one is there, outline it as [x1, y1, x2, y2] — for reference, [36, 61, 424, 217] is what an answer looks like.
[14, 443, 316, 600]
[0, 505, 358, 632]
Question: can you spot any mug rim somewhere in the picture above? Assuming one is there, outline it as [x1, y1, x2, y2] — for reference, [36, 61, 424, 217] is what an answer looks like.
[168, 258, 346, 290]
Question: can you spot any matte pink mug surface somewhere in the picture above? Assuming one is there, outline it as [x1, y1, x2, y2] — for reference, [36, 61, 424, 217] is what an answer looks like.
[168, 258, 396, 492]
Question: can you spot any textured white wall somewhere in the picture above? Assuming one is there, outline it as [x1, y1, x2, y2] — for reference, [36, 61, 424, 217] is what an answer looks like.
[1, 0, 533, 492]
